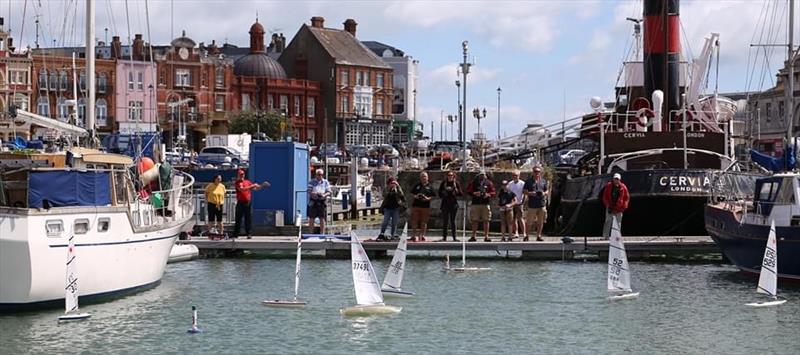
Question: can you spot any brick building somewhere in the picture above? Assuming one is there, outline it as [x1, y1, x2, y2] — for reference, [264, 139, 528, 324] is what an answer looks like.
[0, 18, 33, 141]
[279, 17, 394, 146]
[154, 31, 235, 149]
[230, 20, 322, 144]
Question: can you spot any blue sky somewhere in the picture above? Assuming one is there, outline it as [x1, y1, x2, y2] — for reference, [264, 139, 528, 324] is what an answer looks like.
[4, 0, 788, 139]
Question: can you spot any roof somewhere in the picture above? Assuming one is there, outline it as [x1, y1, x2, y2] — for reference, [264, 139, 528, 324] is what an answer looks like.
[306, 26, 391, 69]
[233, 53, 287, 78]
[171, 31, 196, 48]
[362, 41, 405, 58]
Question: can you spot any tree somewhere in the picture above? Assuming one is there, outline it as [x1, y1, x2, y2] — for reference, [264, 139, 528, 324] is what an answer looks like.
[228, 111, 285, 140]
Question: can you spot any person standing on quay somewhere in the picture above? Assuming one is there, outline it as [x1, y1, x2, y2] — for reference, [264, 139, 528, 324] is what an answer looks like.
[204, 174, 226, 236]
[601, 173, 630, 239]
[308, 169, 332, 234]
[523, 165, 548, 241]
[409, 172, 435, 242]
[438, 170, 463, 242]
[378, 176, 406, 241]
[497, 180, 517, 241]
[507, 170, 526, 240]
[467, 170, 495, 242]
[233, 169, 270, 239]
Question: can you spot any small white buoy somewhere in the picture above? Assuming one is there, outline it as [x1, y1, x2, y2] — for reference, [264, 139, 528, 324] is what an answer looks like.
[187, 305, 203, 334]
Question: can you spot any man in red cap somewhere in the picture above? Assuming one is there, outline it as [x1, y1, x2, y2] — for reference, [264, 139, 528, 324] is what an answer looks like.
[233, 169, 270, 239]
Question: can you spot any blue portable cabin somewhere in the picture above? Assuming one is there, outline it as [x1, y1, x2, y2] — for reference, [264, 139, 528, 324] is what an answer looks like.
[248, 142, 309, 226]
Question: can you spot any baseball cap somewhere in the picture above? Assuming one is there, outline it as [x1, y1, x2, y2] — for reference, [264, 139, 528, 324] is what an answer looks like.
[533, 166, 542, 172]
[613, 173, 621, 180]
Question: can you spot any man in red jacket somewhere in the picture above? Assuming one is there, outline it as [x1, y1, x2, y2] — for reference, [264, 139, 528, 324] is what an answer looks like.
[601, 173, 629, 239]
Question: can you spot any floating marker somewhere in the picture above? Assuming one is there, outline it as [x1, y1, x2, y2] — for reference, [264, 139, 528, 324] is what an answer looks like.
[187, 305, 203, 334]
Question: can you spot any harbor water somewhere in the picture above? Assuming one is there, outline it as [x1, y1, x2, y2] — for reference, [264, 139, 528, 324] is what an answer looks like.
[2, 257, 799, 354]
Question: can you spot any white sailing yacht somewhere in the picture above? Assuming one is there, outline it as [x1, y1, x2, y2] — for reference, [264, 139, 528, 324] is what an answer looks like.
[381, 224, 415, 298]
[263, 213, 307, 308]
[57, 234, 91, 322]
[607, 215, 639, 300]
[340, 232, 402, 316]
[745, 221, 787, 307]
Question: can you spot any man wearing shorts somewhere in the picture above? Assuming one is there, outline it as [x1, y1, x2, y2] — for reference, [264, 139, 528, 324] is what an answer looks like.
[409, 172, 435, 242]
[307, 169, 331, 234]
[506, 170, 526, 240]
[466, 170, 495, 242]
[523, 165, 548, 241]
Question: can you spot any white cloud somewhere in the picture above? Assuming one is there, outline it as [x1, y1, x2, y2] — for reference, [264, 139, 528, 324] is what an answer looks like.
[424, 62, 501, 90]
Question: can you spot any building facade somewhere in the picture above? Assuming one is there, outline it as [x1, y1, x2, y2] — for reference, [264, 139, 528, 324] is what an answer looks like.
[0, 18, 33, 141]
[279, 17, 394, 146]
[363, 41, 419, 144]
[747, 57, 800, 156]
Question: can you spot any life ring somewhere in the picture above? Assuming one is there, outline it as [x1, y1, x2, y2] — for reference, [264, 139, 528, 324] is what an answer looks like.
[635, 108, 655, 128]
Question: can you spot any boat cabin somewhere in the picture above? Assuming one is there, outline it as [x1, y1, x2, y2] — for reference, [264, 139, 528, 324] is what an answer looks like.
[752, 174, 800, 227]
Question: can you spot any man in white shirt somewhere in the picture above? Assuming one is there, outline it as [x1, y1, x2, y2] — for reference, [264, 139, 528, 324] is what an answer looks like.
[506, 170, 526, 240]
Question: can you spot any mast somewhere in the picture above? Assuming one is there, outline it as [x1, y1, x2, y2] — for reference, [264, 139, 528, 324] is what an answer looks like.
[788, 0, 795, 150]
[86, 0, 96, 146]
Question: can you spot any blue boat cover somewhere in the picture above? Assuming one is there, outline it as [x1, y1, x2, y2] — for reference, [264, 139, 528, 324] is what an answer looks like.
[750, 144, 797, 173]
[28, 171, 111, 208]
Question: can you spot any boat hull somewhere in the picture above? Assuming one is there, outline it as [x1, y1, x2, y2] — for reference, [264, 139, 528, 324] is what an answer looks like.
[704, 204, 800, 281]
[0, 208, 188, 312]
[57, 312, 91, 322]
[555, 169, 758, 236]
[745, 299, 788, 307]
[168, 243, 200, 263]
[339, 304, 402, 316]
[381, 288, 415, 298]
[262, 300, 307, 308]
[608, 292, 640, 300]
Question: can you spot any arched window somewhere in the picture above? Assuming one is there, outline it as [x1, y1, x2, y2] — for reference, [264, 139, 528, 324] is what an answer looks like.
[49, 71, 58, 90]
[37, 96, 50, 117]
[96, 98, 108, 126]
[59, 71, 68, 91]
[77, 98, 86, 126]
[38, 68, 48, 90]
[57, 96, 69, 121]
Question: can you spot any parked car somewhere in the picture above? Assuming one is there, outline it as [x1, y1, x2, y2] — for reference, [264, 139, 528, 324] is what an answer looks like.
[165, 147, 191, 164]
[558, 149, 586, 165]
[198, 146, 245, 165]
[313, 143, 342, 158]
[347, 144, 369, 158]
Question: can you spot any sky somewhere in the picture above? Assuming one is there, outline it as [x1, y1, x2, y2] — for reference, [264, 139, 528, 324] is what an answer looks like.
[3, 0, 792, 140]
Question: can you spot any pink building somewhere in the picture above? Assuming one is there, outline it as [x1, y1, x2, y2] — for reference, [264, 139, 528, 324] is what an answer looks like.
[115, 60, 157, 134]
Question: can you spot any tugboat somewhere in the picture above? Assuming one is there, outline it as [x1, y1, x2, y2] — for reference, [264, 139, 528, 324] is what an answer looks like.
[551, 0, 760, 236]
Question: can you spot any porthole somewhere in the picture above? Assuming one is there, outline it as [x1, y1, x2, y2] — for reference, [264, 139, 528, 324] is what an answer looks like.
[98, 217, 110, 232]
[46, 220, 63, 237]
[74, 219, 90, 235]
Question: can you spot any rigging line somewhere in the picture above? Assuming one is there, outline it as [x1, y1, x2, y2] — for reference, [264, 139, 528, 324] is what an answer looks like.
[19, 0, 27, 46]
[145, 0, 157, 133]
[745, 0, 772, 93]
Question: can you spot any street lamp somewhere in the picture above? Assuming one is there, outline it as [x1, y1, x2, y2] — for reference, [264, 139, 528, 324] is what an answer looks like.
[497, 86, 501, 141]
[447, 114, 456, 141]
[472, 107, 487, 136]
[455, 80, 461, 142]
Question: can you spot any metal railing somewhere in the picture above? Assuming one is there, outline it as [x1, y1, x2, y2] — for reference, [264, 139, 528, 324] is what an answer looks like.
[130, 170, 195, 228]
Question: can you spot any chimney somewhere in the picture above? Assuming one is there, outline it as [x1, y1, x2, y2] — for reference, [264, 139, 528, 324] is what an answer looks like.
[279, 33, 285, 52]
[343, 19, 357, 37]
[0, 17, 4, 28]
[310, 16, 325, 28]
[111, 36, 122, 59]
[7, 37, 13, 52]
[133, 33, 144, 60]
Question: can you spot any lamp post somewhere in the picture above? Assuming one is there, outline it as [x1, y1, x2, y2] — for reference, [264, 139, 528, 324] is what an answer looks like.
[455, 80, 461, 142]
[448, 114, 456, 141]
[497, 86, 501, 141]
[459, 41, 471, 171]
[473, 107, 487, 168]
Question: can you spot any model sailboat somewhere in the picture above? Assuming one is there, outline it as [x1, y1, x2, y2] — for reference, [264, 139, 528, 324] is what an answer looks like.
[263, 212, 307, 308]
[607, 215, 639, 300]
[444, 223, 491, 272]
[340, 232, 402, 316]
[58, 234, 91, 322]
[381, 223, 415, 298]
[746, 220, 787, 307]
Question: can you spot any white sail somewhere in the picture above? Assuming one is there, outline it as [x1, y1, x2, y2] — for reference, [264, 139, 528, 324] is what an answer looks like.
[381, 231, 407, 291]
[350, 232, 384, 306]
[607, 216, 632, 293]
[756, 221, 779, 298]
[293, 213, 303, 301]
[64, 235, 79, 313]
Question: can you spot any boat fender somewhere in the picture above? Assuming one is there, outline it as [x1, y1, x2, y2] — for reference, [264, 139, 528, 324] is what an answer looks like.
[635, 108, 655, 128]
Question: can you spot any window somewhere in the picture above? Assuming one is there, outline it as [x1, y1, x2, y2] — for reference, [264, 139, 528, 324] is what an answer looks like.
[241, 94, 251, 111]
[79, 71, 86, 91]
[294, 96, 301, 117]
[46, 220, 63, 237]
[376, 98, 384, 116]
[96, 99, 108, 126]
[279, 95, 288, 113]
[376, 73, 384, 88]
[200, 69, 206, 87]
[98, 218, 110, 232]
[74, 219, 90, 234]
[175, 69, 191, 87]
[98, 73, 107, 93]
[128, 101, 143, 121]
[159, 69, 166, 85]
[341, 95, 349, 113]
[268, 95, 274, 109]
[307, 97, 316, 118]
[364, 72, 370, 87]
[57, 97, 69, 121]
[12, 93, 29, 111]
[49, 71, 58, 90]
[37, 96, 50, 117]
[128, 72, 135, 90]
[356, 71, 363, 86]
[77, 98, 86, 126]
[9, 70, 27, 84]
[340, 69, 349, 86]
[215, 95, 224, 111]
[59, 71, 68, 91]
[215, 67, 225, 88]
[38, 68, 48, 89]
[766, 103, 773, 123]
[137, 72, 144, 90]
